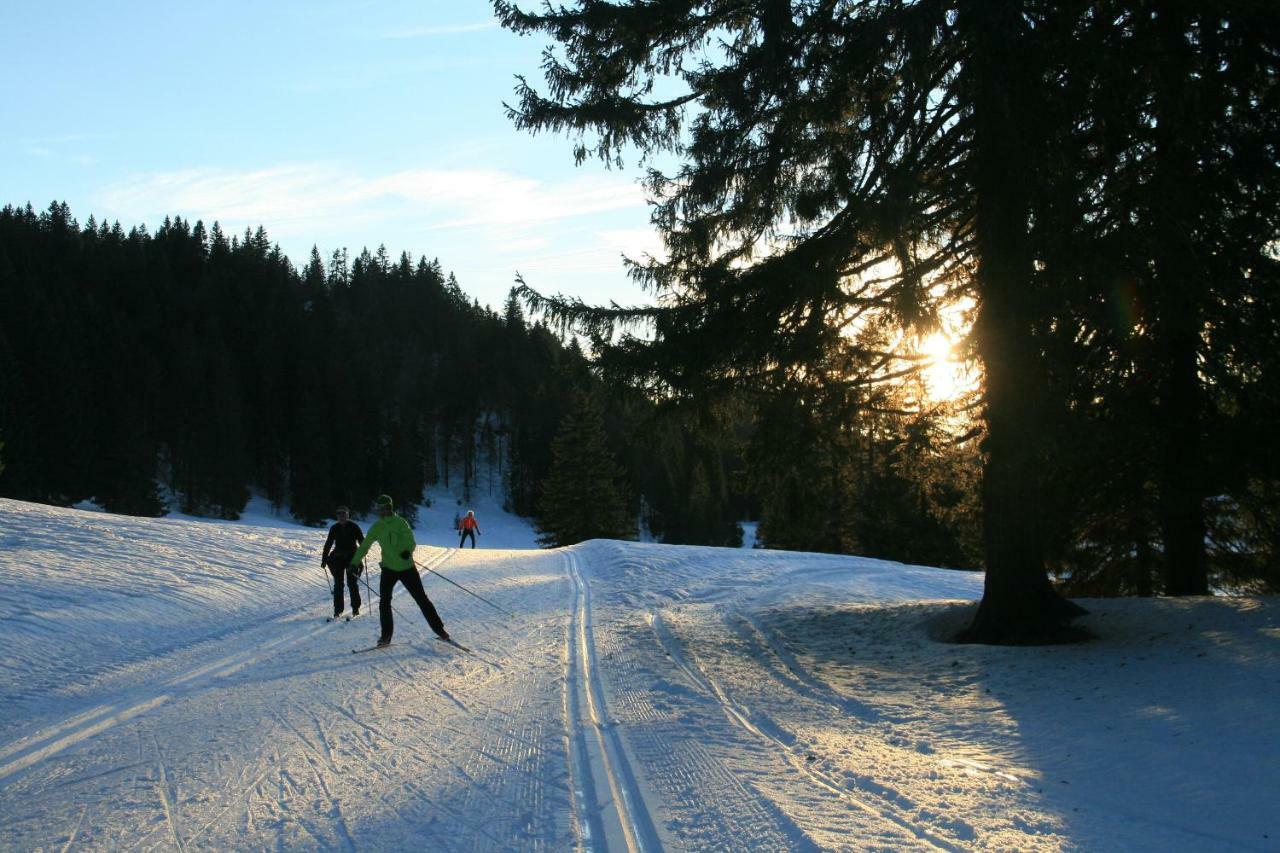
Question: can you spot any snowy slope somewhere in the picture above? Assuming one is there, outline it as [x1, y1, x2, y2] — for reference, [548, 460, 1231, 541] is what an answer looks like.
[0, 497, 1276, 851]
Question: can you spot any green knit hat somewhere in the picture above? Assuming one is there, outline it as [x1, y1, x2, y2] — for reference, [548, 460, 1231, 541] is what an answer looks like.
[374, 494, 394, 511]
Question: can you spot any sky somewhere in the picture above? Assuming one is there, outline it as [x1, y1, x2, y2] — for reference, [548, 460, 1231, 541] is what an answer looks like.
[0, 0, 663, 311]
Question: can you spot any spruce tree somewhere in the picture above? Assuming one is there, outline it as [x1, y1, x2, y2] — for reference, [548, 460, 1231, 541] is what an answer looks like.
[536, 393, 634, 546]
[497, 0, 1093, 641]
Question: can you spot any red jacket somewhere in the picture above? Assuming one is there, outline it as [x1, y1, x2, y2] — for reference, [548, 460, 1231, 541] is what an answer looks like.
[461, 515, 479, 531]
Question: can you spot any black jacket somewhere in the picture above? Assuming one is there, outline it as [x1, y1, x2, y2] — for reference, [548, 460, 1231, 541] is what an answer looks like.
[323, 520, 365, 568]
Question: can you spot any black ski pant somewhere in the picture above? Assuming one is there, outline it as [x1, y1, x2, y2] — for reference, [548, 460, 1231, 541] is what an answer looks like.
[459, 529, 477, 548]
[379, 567, 446, 640]
[329, 556, 361, 615]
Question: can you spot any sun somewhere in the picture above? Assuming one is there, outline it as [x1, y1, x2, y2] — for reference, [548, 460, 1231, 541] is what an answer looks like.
[919, 332, 976, 402]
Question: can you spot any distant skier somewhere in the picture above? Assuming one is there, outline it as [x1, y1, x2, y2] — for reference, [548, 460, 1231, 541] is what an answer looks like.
[459, 510, 481, 548]
[350, 494, 449, 646]
[322, 506, 364, 619]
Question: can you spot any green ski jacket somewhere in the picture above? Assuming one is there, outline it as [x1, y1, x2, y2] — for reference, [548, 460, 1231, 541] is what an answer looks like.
[350, 514, 417, 571]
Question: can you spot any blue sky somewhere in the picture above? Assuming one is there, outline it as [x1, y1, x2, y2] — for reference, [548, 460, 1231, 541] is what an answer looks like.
[0, 0, 662, 310]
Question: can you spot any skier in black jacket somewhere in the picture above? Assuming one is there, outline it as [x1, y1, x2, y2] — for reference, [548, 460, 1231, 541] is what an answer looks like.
[322, 506, 365, 618]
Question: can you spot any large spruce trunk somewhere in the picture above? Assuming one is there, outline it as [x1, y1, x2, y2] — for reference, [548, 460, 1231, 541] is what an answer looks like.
[959, 0, 1087, 644]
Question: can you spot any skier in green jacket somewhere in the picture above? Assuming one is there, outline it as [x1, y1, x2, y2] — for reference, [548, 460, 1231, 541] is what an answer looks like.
[350, 494, 449, 647]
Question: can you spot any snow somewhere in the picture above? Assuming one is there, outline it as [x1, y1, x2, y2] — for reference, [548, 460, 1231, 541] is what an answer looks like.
[408, 487, 541, 551]
[1, 496, 1276, 851]
[105, 487, 542, 549]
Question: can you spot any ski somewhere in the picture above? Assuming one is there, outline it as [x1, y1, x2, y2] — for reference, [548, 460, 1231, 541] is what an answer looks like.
[351, 638, 463, 654]
[352, 643, 396, 654]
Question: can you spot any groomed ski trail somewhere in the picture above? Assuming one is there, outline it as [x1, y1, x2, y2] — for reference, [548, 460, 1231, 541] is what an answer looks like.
[563, 550, 664, 852]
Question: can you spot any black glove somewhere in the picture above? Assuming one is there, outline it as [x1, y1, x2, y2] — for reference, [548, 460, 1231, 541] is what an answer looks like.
[348, 564, 363, 577]
[321, 557, 327, 568]
[399, 550, 412, 560]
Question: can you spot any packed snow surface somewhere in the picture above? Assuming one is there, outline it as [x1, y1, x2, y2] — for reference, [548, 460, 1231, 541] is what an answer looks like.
[1, 497, 1276, 851]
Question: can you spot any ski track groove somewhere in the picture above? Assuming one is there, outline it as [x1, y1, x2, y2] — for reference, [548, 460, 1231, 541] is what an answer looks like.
[561, 611, 604, 853]
[566, 550, 665, 853]
[592, 606, 811, 850]
[59, 803, 88, 853]
[48, 759, 150, 790]
[150, 731, 186, 853]
[582, 545, 839, 851]
[723, 606, 1001, 843]
[648, 608, 961, 852]
[731, 609, 888, 723]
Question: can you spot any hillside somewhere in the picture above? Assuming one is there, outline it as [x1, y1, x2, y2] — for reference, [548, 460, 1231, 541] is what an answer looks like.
[0, 498, 1276, 850]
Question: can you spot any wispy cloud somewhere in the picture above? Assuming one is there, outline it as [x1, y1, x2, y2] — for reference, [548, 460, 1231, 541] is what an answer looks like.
[13, 132, 107, 167]
[96, 165, 361, 231]
[393, 170, 646, 231]
[25, 145, 97, 167]
[94, 163, 645, 237]
[376, 20, 498, 39]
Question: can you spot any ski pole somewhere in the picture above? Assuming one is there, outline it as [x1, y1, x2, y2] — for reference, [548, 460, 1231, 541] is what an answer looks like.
[415, 558, 513, 616]
[360, 557, 374, 613]
[320, 558, 334, 596]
